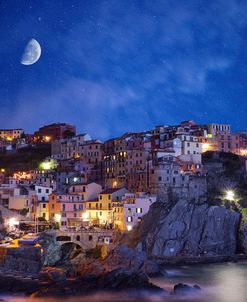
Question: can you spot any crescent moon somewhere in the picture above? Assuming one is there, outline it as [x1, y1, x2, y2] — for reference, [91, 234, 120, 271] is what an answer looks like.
[21, 39, 41, 65]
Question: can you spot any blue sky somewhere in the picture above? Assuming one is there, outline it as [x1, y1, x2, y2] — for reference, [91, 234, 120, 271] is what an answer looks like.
[1, 0, 247, 139]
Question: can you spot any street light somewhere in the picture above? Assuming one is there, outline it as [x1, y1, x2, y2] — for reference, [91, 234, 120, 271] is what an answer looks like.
[226, 190, 235, 201]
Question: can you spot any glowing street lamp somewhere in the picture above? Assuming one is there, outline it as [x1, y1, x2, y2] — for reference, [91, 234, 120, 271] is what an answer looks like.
[226, 190, 235, 201]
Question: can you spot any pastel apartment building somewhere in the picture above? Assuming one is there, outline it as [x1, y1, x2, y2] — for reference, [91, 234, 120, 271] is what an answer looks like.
[49, 193, 83, 228]
[83, 188, 128, 226]
[113, 192, 156, 231]
[0, 129, 24, 141]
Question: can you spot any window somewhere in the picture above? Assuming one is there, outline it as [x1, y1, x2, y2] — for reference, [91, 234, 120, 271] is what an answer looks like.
[62, 204, 65, 211]
[42, 196, 45, 202]
[38, 189, 41, 193]
[127, 216, 132, 222]
[128, 208, 131, 213]
[100, 211, 102, 216]
[52, 204, 55, 209]
[43, 204, 46, 208]
[136, 208, 142, 214]
[46, 189, 49, 193]
[108, 195, 111, 200]
[100, 195, 102, 200]
[73, 204, 77, 210]
[158, 176, 162, 182]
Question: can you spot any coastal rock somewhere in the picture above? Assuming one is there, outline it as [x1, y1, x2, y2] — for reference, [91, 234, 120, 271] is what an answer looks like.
[98, 268, 162, 291]
[41, 234, 62, 266]
[2, 247, 42, 274]
[103, 244, 147, 271]
[140, 260, 162, 277]
[38, 267, 66, 282]
[134, 200, 240, 257]
[173, 283, 201, 295]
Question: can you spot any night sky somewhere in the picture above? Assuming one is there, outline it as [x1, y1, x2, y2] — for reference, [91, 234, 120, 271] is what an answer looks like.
[1, 0, 247, 139]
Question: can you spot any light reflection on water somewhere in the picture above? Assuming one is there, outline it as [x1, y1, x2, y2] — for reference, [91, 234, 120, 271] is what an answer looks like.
[2, 262, 247, 302]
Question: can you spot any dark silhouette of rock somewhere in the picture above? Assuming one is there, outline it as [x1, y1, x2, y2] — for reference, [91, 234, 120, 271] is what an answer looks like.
[173, 283, 201, 295]
[38, 267, 66, 282]
[98, 268, 163, 291]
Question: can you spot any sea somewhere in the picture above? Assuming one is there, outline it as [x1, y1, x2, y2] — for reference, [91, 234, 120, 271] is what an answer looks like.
[2, 261, 247, 302]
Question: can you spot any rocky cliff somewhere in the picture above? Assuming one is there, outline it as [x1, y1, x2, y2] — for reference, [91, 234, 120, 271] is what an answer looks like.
[128, 199, 240, 258]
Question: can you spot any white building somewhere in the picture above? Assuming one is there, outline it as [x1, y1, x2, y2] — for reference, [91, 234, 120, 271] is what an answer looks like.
[113, 192, 156, 231]
[68, 182, 102, 201]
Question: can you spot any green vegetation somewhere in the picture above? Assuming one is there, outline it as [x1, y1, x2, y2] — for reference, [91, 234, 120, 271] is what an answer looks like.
[0, 143, 51, 174]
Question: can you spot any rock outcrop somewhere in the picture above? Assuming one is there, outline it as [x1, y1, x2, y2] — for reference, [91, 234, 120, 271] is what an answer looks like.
[132, 199, 240, 258]
[41, 233, 62, 266]
[173, 283, 201, 295]
[1, 247, 42, 274]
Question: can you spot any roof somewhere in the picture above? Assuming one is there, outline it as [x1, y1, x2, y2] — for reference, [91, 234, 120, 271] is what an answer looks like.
[0, 128, 23, 131]
[100, 188, 125, 194]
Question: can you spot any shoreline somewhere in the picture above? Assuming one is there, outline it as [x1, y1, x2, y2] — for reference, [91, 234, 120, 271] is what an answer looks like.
[1, 254, 247, 297]
[155, 254, 247, 266]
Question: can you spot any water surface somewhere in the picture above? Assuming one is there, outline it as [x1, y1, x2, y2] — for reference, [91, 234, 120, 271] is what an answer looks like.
[2, 262, 247, 302]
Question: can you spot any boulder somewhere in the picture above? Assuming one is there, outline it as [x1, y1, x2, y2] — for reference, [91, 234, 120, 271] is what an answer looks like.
[38, 267, 66, 282]
[173, 283, 201, 295]
[98, 268, 162, 291]
[103, 244, 147, 271]
[140, 260, 162, 277]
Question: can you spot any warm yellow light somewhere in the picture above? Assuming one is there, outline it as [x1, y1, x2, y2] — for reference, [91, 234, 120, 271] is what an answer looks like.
[226, 190, 235, 201]
[1, 168, 5, 173]
[113, 181, 117, 188]
[82, 212, 89, 221]
[202, 143, 211, 152]
[8, 217, 19, 227]
[44, 136, 51, 142]
[6, 136, 13, 141]
[54, 214, 61, 222]
[240, 149, 247, 156]
[127, 225, 132, 231]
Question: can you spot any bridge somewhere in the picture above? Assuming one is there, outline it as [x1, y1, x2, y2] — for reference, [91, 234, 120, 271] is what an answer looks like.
[49, 229, 116, 250]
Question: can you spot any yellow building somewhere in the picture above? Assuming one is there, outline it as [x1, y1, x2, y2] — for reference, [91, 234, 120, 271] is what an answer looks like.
[48, 193, 62, 223]
[112, 202, 124, 231]
[83, 188, 128, 226]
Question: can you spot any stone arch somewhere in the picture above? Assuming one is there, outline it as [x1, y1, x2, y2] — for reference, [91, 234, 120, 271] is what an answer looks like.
[60, 241, 84, 249]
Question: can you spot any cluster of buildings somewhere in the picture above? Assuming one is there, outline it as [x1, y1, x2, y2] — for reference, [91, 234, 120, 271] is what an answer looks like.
[0, 120, 246, 232]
